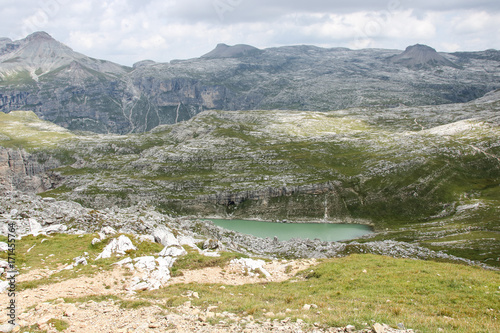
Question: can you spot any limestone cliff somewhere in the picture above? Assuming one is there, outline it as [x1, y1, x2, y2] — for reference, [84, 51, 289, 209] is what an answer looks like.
[0, 147, 61, 193]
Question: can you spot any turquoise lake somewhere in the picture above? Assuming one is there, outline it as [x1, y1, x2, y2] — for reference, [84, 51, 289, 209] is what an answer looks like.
[209, 219, 373, 242]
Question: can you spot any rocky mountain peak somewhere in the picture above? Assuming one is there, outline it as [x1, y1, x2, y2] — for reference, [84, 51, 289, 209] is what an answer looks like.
[0, 31, 78, 68]
[390, 44, 459, 69]
[201, 43, 261, 58]
[24, 31, 55, 42]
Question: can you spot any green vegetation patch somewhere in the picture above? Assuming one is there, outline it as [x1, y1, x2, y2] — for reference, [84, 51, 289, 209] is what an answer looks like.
[12, 233, 162, 290]
[0, 110, 74, 150]
[143, 254, 500, 333]
[170, 248, 247, 276]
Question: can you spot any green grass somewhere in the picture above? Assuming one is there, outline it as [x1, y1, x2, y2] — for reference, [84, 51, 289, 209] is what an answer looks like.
[47, 318, 70, 331]
[170, 248, 247, 276]
[142, 254, 500, 332]
[6, 233, 163, 290]
[0, 110, 74, 150]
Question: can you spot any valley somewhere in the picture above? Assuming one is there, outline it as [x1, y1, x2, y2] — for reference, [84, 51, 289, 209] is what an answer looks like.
[0, 32, 499, 332]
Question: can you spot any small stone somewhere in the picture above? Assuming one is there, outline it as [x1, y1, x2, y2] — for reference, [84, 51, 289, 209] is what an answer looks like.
[64, 304, 78, 317]
[346, 324, 356, 332]
[192, 292, 200, 299]
[373, 323, 387, 333]
[302, 304, 311, 310]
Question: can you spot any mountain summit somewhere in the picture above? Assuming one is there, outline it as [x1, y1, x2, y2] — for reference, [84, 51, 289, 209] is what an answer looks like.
[201, 43, 262, 58]
[0, 31, 127, 81]
[389, 44, 459, 69]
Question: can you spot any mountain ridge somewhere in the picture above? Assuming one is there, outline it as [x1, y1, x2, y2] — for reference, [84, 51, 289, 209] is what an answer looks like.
[0, 32, 499, 134]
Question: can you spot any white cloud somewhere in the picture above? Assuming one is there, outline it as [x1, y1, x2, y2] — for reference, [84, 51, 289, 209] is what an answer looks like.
[452, 11, 500, 34]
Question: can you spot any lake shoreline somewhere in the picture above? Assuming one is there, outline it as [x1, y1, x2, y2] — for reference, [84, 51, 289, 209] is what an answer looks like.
[192, 215, 375, 226]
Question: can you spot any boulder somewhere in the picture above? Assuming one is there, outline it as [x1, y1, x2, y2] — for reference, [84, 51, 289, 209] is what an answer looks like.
[74, 256, 87, 266]
[202, 239, 220, 250]
[152, 226, 179, 247]
[124, 256, 175, 291]
[101, 226, 117, 235]
[29, 218, 42, 235]
[159, 246, 187, 257]
[0, 281, 9, 293]
[230, 258, 271, 278]
[96, 235, 137, 259]
[43, 224, 67, 234]
[133, 256, 157, 271]
[177, 235, 198, 248]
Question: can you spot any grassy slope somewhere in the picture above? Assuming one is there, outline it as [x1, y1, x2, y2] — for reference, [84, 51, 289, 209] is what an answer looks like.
[1, 233, 498, 332]
[0, 110, 74, 150]
[145, 254, 499, 332]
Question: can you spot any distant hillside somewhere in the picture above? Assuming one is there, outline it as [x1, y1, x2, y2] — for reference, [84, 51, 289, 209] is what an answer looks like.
[0, 32, 499, 134]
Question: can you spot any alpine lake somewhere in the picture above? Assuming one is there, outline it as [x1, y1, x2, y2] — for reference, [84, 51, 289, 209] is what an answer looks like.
[209, 219, 373, 242]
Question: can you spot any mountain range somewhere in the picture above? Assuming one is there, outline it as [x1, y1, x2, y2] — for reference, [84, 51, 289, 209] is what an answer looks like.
[1, 32, 499, 134]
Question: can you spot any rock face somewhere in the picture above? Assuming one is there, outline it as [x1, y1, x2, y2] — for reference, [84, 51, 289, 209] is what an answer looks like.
[0, 147, 61, 193]
[0, 32, 499, 133]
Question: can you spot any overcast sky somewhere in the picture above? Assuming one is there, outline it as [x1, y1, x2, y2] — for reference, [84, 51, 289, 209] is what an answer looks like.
[1, 0, 499, 66]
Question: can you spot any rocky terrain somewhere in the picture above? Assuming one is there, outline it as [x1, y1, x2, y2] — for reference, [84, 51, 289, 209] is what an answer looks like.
[0, 191, 429, 333]
[1, 32, 499, 133]
[0, 88, 498, 268]
[6, 191, 500, 332]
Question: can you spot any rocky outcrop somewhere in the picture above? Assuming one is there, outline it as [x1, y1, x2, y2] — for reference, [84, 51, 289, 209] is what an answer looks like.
[0, 147, 61, 193]
[95, 235, 137, 260]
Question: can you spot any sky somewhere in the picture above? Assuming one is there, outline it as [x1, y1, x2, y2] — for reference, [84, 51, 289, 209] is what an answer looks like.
[1, 0, 499, 66]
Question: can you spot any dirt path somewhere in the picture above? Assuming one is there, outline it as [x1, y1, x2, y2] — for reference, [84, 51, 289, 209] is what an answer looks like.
[0, 259, 320, 332]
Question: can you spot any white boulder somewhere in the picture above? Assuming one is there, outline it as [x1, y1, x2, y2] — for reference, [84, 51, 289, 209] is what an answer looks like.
[43, 224, 68, 234]
[152, 226, 179, 247]
[230, 258, 271, 278]
[29, 218, 42, 235]
[159, 246, 187, 257]
[0, 280, 10, 293]
[101, 226, 117, 235]
[96, 235, 137, 260]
